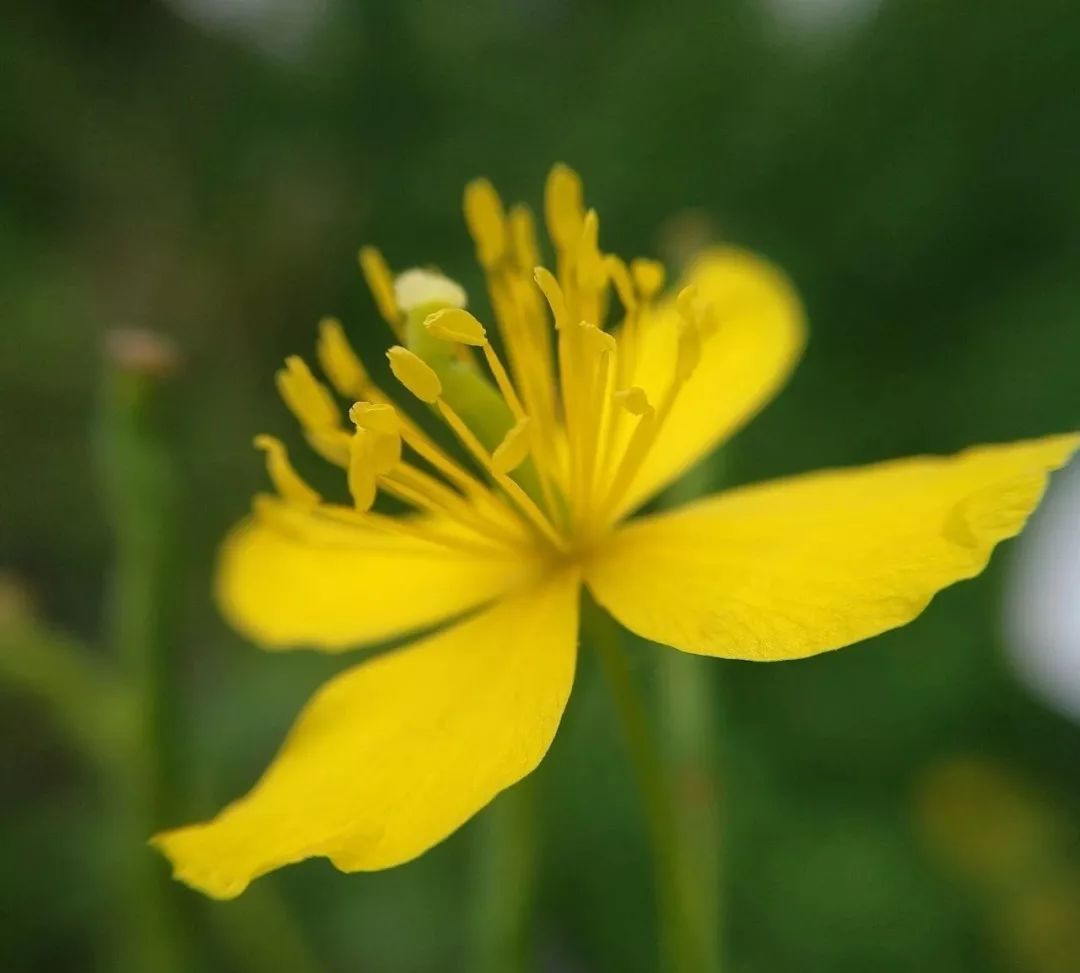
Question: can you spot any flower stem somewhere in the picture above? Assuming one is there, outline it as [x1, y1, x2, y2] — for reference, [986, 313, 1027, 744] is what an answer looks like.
[97, 332, 188, 973]
[656, 463, 726, 972]
[586, 597, 716, 972]
[470, 777, 539, 973]
[656, 650, 723, 971]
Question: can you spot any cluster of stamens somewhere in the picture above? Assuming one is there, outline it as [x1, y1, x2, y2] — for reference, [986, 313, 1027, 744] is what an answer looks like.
[252, 165, 721, 564]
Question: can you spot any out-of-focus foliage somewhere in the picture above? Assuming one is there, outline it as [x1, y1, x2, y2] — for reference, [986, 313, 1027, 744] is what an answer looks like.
[2, 1, 1079, 971]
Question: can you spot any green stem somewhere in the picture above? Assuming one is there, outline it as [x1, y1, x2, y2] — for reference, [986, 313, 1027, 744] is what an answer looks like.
[97, 333, 188, 973]
[656, 651, 723, 971]
[470, 778, 539, 973]
[656, 461, 725, 972]
[587, 599, 712, 972]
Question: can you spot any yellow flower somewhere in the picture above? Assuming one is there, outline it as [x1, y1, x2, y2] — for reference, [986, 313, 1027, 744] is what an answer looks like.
[153, 164, 1078, 899]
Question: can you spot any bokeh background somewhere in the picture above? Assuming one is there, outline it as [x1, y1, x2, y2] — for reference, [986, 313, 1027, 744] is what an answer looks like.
[3, 0, 1080, 971]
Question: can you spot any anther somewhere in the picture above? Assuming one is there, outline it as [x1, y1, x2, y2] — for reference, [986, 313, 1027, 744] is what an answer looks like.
[614, 386, 651, 416]
[386, 346, 443, 404]
[423, 307, 487, 347]
[347, 430, 377, 512]
[507, 204, 540, 273]
[254, 435, 321, 507]
[463, 179, 507, 269]
[604, 255, 637, 312]
[533, 267, 570, 330]
[544, 163, 585, 252]
[349, 401, 399, 434]
[576, 209, 605, 292]
[276, 356, 341, 432]
[358, 246, 401, 330]
[317, 317, 368, 398]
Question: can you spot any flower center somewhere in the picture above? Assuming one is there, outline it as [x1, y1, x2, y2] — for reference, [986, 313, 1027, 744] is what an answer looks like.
[252, 166, 719, 568]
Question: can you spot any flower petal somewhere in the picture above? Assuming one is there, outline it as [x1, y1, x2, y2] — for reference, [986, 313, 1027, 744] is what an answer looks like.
[588, 434, 1079, 661]
[217, 504, 540, 652]
[619, 247, 806, 517]
[154, 568, 581, 898]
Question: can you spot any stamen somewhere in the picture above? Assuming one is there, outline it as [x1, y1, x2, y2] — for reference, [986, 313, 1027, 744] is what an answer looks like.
[371, 431, 402, 474]
[254, 435, 320, 506]
[386, 346, 442, 403]
[436, 398, 568, 552]
[347, 429, 377, 512]
[358, 246, 403, 337]
[348, 401, 400, 435]
[533, 267, 570, 330]
[316, 317, 368, 399]
[599, 292, 709, 523]
[492, 417, 532, 474]
[544, 163, 585, 254]
[305, 428, 351, 467]
[614, 386, 650, 415]
[604, 255, 638, 314]
[464, 178, 507, 270]
[507, 204, 540, 273]
[317, 502, 514, 558]
[423, 308, 487, 346]
[276, 356, 342, 432]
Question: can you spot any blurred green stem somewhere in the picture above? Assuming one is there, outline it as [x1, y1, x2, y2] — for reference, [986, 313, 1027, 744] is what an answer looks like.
[588, 598, 715, 972]
[470, 777, 538, 973]
[656, 462, 725, 972]
[97, 337, 188, 973]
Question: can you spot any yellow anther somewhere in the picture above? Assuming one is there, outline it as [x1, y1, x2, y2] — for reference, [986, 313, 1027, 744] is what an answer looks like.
[463, 178, 507, 269]
[254, 435, 320, 506]
[491, 416, 532, 474]
[579, 320, 617, 359]
[630, 258, 666, 300]
[371, 431, 402, 474]
[386, 346, 443, 403]
[347, 429, 377, 512]
[276, 356, 341, 431]
[576, 209, 606, 291]
[605, 255, 637, 312]
[349, 401, 399, 434]
[358, 246, 401, 328]
[614, 386, 651, 416]
[424, 307, 487, 347]
[305, 428, 351, 467]
[533, 266, 570, 330]
[507, 204, 540, 272]
[317, 317, 368, 398]
[544, 163, 585, 251]
[393, 268, 467, 313]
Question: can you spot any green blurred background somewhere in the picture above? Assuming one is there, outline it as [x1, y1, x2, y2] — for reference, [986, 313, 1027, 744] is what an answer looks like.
[3, 0, 1080, 971]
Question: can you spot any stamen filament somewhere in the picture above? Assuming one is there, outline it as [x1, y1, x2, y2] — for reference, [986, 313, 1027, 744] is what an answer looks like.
[436, 399, 569, 553]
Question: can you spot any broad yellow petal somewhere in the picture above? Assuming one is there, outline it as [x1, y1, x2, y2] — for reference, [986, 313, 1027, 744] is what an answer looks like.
[618, 247, 806, 517]
[154, 569, 581, 898]
[588, 434, 1078, 661]
[217, 502, 540, 652]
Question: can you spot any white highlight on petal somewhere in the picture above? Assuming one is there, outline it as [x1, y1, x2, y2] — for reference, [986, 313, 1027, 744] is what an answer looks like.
[1004, 458, 1080, 723]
